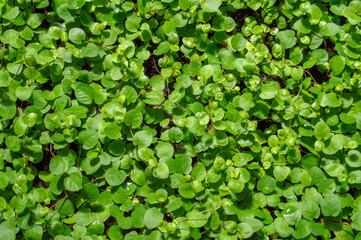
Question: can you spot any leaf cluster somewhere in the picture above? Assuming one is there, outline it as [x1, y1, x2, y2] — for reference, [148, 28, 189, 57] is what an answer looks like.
[1, 0, 361, 239]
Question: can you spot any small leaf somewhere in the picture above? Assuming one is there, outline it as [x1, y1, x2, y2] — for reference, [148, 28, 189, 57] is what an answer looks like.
[78, 130, 98, 150]
[69, 28, 86, 44]
[320, 194, 341, 217]
[179, 183, 195, 199]
[153, 162, 169, 179]
[314, 120, 331, 140]
[104, 122, 122, 140]
[144, 91, 165, 105]
[201, 0, 220, 12]
[187, 211, 208, 227]
[64, 172, 82, 191]
[275, 30, 297, 49]
[329, 55, 345, 75]
[105, 168, 126, 186]
[133, 130, 153, 148]
[257, 175, 276, 194]
[2, 29, 19, 44]
[125, 109, 143, 128]
[260, 81, 281, 100]
[322, 23, 340, 36]
[75, 83, 95, 105]
[50, 156, 67, 175]
[144, 208, 163, 229]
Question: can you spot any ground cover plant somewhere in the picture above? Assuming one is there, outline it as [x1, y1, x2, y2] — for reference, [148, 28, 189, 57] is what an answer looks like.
[1, 0, 361, 239]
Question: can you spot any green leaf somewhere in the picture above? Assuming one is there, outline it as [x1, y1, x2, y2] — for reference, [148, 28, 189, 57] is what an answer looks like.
[153, 162, 169, 179]
[312, 49, 328, 65]
[44, 113, 61, 130]
[273, 166, 290, 181]
[69, 28, 86, 44]
[15, 86, 32, 101]
[2, 229, 15, 240]
[320, 194, 341, 217]
[2, 29, 19, 44]
[187, 211, 208, 227]
[125, 109, 143, 128]
[292, 19, 311, 34]
[257, 175, 276, 194]
[329, 55, 345, 75]
[78, 130, 98, 149]
[75, 208, 95, 226]
[104, 122, 122, 140]
[125, 14, 141, 32]
[238, 223, 254, 238]
[275, 218, 293, 237]
[307, 5, 322, 24]
[155, 142, 174, 158]
[175, 155, 192, 174]
[228, 179, 244, 193]
[131, 171, 146, 186]
[154, 42, 170, 55]
[168, 127, 184, 143]
[318, 92, 342, 108]
[0, 173, 9, 189]
[0, 69, 11, 87]
[232, 152, 254, 166]
[175, 74, 191, 89]
[179, 183, 195, 199]
[0, 100, 16, 119]
[351, 211, 361, 231]
[150, 75, 166, 91]
[108, 226, 123, 240]
[39, 33, 56, 49]
[346, 150, 361, 168]
[322, 23, 340, 36]
[314, 120, 331, 140]
[144, 91, 165, 105]
[144, 208, 163, 229]
[276, 30, 297, 49]
[81, 43, 99, 58]
[260, 81, 281, 100]
[301, 201, 320, 220]
[234, 93, 255, 111]
[174, 12, 188, 28]
[133, 130, 153, 148]
[75, 83, 95, 105]
[188, 61, 201, 77]
[292, 219, 311, 239]
[14, 118, 27, 136]
[231, 35, 247, 51]
[50, 156, 67, 175]
[27, 13, 43, 29]
[57, 3, 73, 21]
[24, 225, 43, 240]
[200, 65, 214, 79]
[105, 168, 126, 186]
[81, 183, 99, 203]
[131, 205, 146, 228]
[137, 0, 151, 15]
[64, 172, 82, 191]
[201, 0, 221, 12]
[3, 5, 19, 20]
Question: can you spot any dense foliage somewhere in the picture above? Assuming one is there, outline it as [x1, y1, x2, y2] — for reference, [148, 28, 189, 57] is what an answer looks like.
[1, 0, 361, 239]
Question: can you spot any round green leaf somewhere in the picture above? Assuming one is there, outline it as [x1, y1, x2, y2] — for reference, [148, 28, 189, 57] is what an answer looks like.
[179, 183, 195, 199]
[144, 208, 163, 229]
[105, 168, 126, 186]
[69, 28, 86, 44]
[257, 175, 276, 194]
[133, 130, 153, 148]
[75, 83, 95, 105]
